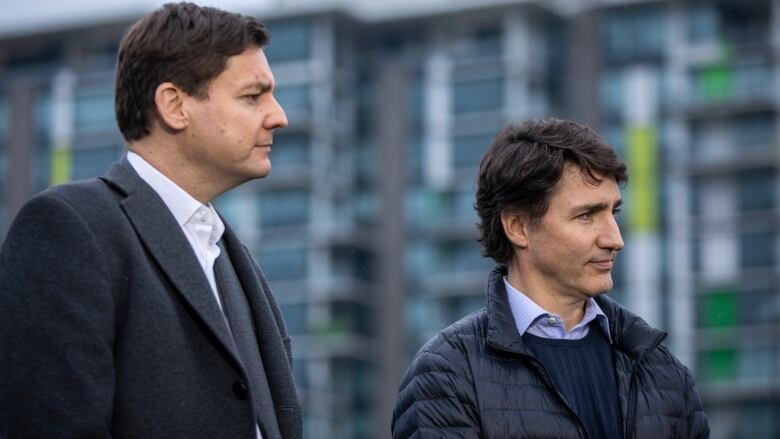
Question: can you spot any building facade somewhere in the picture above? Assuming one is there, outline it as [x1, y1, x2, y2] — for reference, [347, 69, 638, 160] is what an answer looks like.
[1, 1, 778, 437]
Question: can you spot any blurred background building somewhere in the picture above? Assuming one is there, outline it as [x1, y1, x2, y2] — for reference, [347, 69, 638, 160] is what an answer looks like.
[1, 0, 778, 437]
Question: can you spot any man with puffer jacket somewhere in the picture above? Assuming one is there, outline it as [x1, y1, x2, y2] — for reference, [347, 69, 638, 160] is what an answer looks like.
[392, 118, 709, 438]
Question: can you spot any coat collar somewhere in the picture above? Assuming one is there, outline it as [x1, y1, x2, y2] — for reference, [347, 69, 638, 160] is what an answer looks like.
[485, 265, 666, 358]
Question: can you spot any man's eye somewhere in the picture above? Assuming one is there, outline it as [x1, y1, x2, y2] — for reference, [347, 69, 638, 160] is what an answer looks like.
[578, 211, 593, 220]
[244, 94, 260, 101]
[613, 208, 622, 217]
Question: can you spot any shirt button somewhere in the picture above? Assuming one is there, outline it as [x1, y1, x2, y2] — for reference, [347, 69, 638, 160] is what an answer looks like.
[547, 317, 557, 325]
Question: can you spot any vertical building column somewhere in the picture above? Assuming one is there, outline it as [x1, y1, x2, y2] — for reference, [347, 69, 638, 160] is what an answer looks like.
[50, 68, 75, 186]
[423, 32, 451, 189]
[504, 10, 533, 121]
[5, 81, 35, 223]
[666, 1, 695, 366]
[566, 9, 600, 127]
[623, 66, 661, 328]
[374, 61, 408, 439]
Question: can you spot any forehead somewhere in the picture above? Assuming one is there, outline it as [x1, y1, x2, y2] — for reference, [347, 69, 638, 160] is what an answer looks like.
[550, 165, 621, 206]
[211, 46, 273, 87]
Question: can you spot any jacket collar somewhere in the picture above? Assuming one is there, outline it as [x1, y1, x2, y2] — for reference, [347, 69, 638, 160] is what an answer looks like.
[485, 265, 666, 358]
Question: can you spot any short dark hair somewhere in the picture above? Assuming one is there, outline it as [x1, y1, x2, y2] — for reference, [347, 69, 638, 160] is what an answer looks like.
[115, 2, 270, 141]
[475, 118, 629, 264]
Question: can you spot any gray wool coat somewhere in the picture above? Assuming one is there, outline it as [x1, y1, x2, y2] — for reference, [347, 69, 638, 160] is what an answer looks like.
[0, 158, 302, 439]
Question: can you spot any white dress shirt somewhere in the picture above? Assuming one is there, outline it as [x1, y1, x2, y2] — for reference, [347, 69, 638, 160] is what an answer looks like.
[503, 276, 612, 342]
[127, 152, 226, 309]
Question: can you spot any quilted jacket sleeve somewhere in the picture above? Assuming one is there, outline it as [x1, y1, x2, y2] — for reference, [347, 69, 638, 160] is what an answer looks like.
[683, 365, 710, 438]
[392, 335, 480, 439]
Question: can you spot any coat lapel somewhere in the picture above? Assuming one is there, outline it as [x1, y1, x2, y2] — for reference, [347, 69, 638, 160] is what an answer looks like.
[221, 225, 301, 439]
[100, 158, 243, 370]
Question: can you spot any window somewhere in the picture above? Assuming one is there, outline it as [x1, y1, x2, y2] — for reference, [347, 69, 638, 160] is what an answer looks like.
[739, 231, 775, 268]
[452, 77, 504, 114]
[452, 133, 492, 169]
[76, 85, 115, 133]
[735, 402, 780, 437]
[72, 145, 122, 181]
[264, 19, 311, 63]
[332, 246, 373, 281]
[437, 239, 492, 274]
[280, 303, 307, 335]
[732, 113, 774, 148]
[257, 247, 307, 281]
[332, 301, 374, 336]
[601, 5, 665, 63]
[698, 348, 737, 382]
[690, 63, 771, 105]
[739, 290, 779, 325]
[700, 346, 780, 385]
[444, 295, 484, 323]
[697, 288, 737, 328]
[275, 84, 310, 122]
[406, 188, 477, 230]
[687, 1, 769, 46]
[474, 28, 502, 58]
[737, 348, 777, 385]
[687, 2, 719, 43]
[271, 132, 309, 167]
[737, 170, 774, 211]
[259, 189, 309, 227]
[34, 93, 51, 137]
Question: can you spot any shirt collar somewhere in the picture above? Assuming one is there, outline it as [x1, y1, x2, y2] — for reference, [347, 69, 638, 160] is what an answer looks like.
[503, 276, 612, 343]
[126, 151, 224, 240]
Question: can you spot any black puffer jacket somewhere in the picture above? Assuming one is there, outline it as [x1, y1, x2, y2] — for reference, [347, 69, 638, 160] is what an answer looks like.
[393, 266, 709, 438]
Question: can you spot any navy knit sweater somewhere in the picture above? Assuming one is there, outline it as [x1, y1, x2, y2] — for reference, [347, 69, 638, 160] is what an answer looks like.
[523, 325, 622, 439]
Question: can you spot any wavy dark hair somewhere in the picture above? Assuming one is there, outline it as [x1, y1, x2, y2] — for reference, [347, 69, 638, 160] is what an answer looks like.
[115, 2, 270, 141]
[475, 118, 628, 264]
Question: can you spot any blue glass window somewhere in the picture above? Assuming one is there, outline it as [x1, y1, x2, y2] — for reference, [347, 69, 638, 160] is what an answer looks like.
[259, 188, 309, 227]
[271, 132, 309, 167]
[452, 77, 504, 114]
[601, 5, 665, 63]
[732, 113, 774, 147]
[739, 231, 775, 268]
[264, 19, 311, 63]
[280, 303, 307, 335]
[72, 145, 123, 181]
[438, 239, 492, 274]
[257, 247, 307, 281]
[737, 170, 775, 211]
[75, 85, 115, 133]
[275, 84, 310, 122]
[452, 133, 493, 169]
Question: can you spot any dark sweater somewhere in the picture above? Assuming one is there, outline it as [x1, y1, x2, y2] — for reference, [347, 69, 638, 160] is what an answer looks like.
[523, 325, 622, 439]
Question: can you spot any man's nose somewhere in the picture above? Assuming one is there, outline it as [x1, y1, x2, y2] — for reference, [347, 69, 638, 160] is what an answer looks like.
[599, 215, 624, 251]
[265, 95, 288, 130]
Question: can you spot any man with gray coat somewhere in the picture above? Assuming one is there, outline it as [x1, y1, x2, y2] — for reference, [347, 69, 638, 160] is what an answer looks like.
[0, 3, 301, 438]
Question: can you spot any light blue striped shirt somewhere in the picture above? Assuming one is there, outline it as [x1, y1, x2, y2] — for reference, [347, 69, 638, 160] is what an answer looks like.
[503, 277, 612, 343]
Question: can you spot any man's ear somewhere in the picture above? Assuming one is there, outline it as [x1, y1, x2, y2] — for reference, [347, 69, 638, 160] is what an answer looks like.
[154, 82, 188, 131]
[500, 210, 530, 249]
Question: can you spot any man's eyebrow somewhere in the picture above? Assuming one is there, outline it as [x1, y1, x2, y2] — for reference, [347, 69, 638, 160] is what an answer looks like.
[237, 79, 274, 93]
[572, 199, 623, 212]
